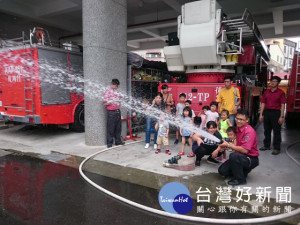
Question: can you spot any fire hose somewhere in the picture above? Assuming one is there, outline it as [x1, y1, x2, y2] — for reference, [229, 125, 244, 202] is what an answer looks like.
[79, 141, 300, 224]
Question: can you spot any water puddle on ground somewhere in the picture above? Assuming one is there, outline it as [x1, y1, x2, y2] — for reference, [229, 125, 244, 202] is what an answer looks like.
[0, 152, 292, 225]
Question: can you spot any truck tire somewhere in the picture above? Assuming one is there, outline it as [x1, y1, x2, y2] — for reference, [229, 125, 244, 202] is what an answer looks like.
[70, 103, 84, 132]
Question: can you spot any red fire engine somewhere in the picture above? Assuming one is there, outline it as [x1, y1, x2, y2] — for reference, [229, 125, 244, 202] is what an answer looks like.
[161, 0, 270, 125]
[0, 28, 84, 132]
[286, 49, 300, 127]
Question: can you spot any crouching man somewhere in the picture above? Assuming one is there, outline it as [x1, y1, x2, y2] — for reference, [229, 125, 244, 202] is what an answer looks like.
[216, 109, 259, 186]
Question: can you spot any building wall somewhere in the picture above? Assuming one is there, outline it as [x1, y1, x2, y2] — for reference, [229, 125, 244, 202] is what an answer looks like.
[268, 43, 284, 73]
[283, 45, 294, 71]
[266, 38, 297, 72]
[283, 39, 296, 71]
[272, 39, 284, 50]
[269, 44, 284, 64]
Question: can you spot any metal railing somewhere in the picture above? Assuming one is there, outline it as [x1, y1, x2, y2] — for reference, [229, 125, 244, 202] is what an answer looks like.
[0, 28, 58, 49]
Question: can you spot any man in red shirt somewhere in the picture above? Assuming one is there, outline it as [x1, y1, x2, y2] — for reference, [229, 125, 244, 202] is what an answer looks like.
[215, 109, 259, 186]
[259, 76, 286, 155]
[103, 79, 125, 148]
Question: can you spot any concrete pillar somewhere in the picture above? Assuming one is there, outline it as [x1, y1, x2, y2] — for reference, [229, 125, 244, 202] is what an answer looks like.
[83, 0, 127, 146]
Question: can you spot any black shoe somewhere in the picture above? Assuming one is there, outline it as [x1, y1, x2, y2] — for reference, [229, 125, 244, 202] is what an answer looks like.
[228, 179, 247, 186]
[168, 157, 177, 164]
[116, 142, 125, 146]
[174, 139, 179, 144]
[168, 155, 181, 164]
[259, 146, 270, 151]
[195, 160, 201, 166]
[107, 144, 112, 148]
[206, 156, 220, 165]
[272, 149, 280, 155]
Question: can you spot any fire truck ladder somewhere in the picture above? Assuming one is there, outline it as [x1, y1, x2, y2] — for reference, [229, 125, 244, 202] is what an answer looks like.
[23, 44, 35, 115]
[219, 9, 270, 61]
[295, 41, 300, 109]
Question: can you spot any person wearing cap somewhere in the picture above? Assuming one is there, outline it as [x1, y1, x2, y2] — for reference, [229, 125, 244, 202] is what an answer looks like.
[217, 109, 259, 186]
[103, 79, 125, 148]
[259, 76, 286, 155]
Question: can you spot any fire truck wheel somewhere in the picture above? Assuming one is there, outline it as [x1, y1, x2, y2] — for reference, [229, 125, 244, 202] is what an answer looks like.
[70, 103, 84, 132]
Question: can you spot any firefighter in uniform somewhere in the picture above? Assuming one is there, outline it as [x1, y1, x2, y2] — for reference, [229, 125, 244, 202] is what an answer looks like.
[259, 76, 286, 155]
[216, 109, 259, 186]
[103, 79, 125, 148]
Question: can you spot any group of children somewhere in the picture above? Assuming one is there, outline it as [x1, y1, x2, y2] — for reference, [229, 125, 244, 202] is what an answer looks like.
[153, 93, 237, 164]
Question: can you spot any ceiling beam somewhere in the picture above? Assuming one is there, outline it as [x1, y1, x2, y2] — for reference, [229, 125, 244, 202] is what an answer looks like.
[139, 28, 167, 41]
[273, 10, 283, 35]
[162, 0, 181, 13]
[127, 41, 140, 49]
[35, 0, 79, 17]
[264, 3, 300, 14]
[0, 1, 36, 19]
[128, 20, 177, 33]
[258, 20, 300, 29]
[251, 3, 300, 16]
[129, 36, 168, 43]
[0, 1, 80, 32]
[227, 3, 300, 18]
[261, 24, 300, 39]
